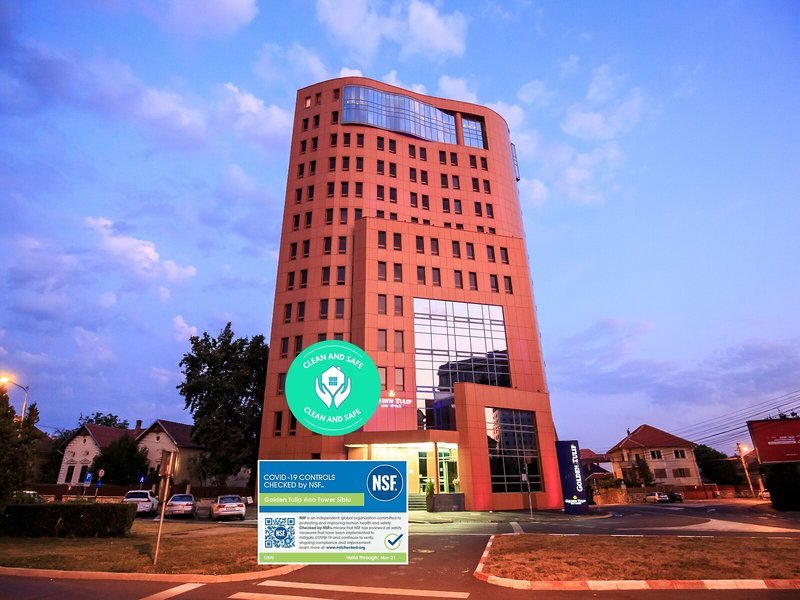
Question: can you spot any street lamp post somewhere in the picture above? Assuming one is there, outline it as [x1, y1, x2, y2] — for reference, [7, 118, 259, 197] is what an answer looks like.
[736, 442, 756, 498]
[0, 376, 29, 420]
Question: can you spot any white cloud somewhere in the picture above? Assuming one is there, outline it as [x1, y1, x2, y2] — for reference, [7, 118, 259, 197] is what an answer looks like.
[146, 0, 258, 38]
[517, 79, 554, 108]
[382, 70, 426, 94]
[219, 164, 258, 201]
[586, 65, 625, 104]
[81, 57, 207, 147]
[403, 0, 467, 59]
[86, 216, 197, 282]
[98, 292, 117, 308]
[339, 67, 364, 77]
[437, 75, 477, 104]
[561, 88, 644, 141]
[0, 329, 6, 357]
[157, 286, 172, 302]
[151, 366, 175, 386]
[286, 44, 330, 83]
[172, 315, 197, 341]
[316, 0, 466, 65]
[217, 83, 293, 153]
[486, 100, 525, 129]
[73, 326, 113, 363]
[254, 43, 332, 88]
[555, 142, 624, 204]
[519, 177, 549, 208]
[558, 54, 580, 77]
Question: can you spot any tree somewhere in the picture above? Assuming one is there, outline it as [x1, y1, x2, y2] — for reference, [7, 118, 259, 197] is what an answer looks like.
[0, 388, 41, 502]
[89, 435, 149, 486]
[78, 412, 129, 428]
[178, 323, 268, 486]
[694, 444, 740, 484]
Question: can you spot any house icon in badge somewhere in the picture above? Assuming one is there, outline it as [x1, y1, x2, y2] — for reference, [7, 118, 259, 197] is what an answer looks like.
[315, 365, 351, 408]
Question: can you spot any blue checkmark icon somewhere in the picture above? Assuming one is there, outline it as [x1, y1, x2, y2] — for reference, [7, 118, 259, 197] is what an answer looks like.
[385, 533, 403, 549]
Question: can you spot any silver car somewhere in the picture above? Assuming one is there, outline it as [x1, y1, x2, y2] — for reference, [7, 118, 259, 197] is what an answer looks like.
[164, 493, 197, 518]
[210, 495, 246, 520]
[122, 490, 158, 516]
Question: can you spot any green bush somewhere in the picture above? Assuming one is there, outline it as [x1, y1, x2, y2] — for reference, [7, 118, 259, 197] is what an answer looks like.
[0, 502, 137, 537]
[425, 479, 435, 496]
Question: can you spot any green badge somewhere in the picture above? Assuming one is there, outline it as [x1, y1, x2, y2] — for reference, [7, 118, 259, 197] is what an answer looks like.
[285, 340, 381, 435]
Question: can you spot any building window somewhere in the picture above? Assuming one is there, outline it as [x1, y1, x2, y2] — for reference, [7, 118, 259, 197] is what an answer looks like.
[303, 239, 310, 257]
[326, 208, 334, 224]
[378, 231, 386, 249]
[415, 236, 424, 253]
[393, 263, 403, 282]
[279, 337, 289, 359]
[410, 192, 418, 207]
[327, 182, 334, 197]
[389, 139, 396, 153]
[430, 238, 439, 255]
[409, 144, 416, 158]
[472, 177, 480, 192]
[454, 270, 463, 289]
[466, 242, 475, 259]
[321, 266, 330, 286]
[419, 147, 427, 161]
[328, 157, 336, 172]
[409, 167, 417, 182]
[302, 116, 309, 129]
[319, 299, 329, 319]
[439, 150, 446, 164]
[378, 261, 387, 280]
[389, 187, 397, 203]
[486, 408, 541, 492]
[356, 156, 363, 171]
[300, 140, 307, 154]
[432, 267, 441, 287]
[390, 232, 401, 251]
[273, 411, 283, 437]
[486, 203, 494, 218]
[340, 181, 349, 197]
[377, 329, 387, 352]
[440, 174, 448, 188]
[294, 335, 303, 356]
[378, 294, 387, 315]
[377, 185, 385, 201]
[500, 247, 509, 264]
[480, 157, 488, 170]
[330, 133, 338, 147]
[468, 272, 478, 291]
[377, 136, 385, 151]
[394, 367, 405, 391]
[340, 208, 348, 224]
[417, 266, 426, 284]
[331, 110, 339, 124]
[289, 242, 297, 260]
[442, 198, 450, 213]
[337, 266, 346, 285]
[469, 154, 477, 168]
[453, 199, 462, 214]
[450, 152, 458, 166]
[650, 450, 663, 459]
[286, 271, 295, 290]
[283, 303, 292, 323]
[673, 468, 690, 478]
[292, 214, 300, 231]
[313, 114, 320, 127]
[307, 185, 315, 201]
[483, 180, 491, 194]
[452, 175, 460, 190]
[335, 298, 345, 319]
[654, 468, 667, 479]
[504, 276, 513, 294]
[490, 274, 499, 293]
[420, 170, 428, 185]
[379, 367, 387, 390]
[474, 202, 483, 217]
[295, 188, 302, 203]
[674, 449, 687, 459]
[394, 330, 404, 352]
[452, 241, 461, 258]
[300, 269, 308, 288]
[338, 236, 347, 254]
[394, 295, 403, 316]
[277, 373, 286, 394]
[297, 301, 305, 322]
[389, 162, 397, 178]
[304, 211, 312, 228]
[487, 245, 495, 262]
[377, 159, 384, 175]
[289, 414, 297, 436]
[356, 133, 364, 147]
[323, 237, 332, 255]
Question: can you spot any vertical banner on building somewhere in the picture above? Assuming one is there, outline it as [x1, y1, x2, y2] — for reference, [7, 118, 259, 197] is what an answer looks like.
[258, 460, 407, 565]
[556, 440, 589, 515]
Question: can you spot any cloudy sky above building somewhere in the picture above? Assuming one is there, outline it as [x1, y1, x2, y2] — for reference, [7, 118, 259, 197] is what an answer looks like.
[1, 0, 798, 454]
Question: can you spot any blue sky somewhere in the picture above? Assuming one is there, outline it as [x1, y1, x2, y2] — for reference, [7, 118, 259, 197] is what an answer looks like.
[1, 0, 798, 455]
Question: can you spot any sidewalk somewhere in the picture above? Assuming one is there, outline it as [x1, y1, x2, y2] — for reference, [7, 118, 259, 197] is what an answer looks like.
[408, 508, 610, 524]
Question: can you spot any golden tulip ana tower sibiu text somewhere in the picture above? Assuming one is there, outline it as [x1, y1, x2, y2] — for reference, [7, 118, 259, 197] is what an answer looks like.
[258, 77, 563, 511]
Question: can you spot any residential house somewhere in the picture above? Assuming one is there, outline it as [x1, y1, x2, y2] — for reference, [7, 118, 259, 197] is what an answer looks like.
[136, 419, 203, 486]
[579, 448, 613, 492]
[607, 424, 702, 487]
[57, 421, 143, 485]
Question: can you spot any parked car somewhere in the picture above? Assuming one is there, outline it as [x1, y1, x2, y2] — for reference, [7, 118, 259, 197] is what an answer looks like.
[758, 489, 771, 500]
[644, 492, 669, 503]
[122, 490, 159, 516]
[666, 491, 684, 503]
[164, 494, 197, 518]
[13, 490, 45, 503]
[210, 494, 246, 520]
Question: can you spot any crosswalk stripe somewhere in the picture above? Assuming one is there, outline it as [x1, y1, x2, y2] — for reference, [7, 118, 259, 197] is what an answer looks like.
[257, 580, 470, 598]
[139, 583, 205, 600]
[231, 593, 329, 600]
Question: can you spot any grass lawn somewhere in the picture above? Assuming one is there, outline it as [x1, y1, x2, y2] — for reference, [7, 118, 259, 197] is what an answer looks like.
[0, 519, 270, 575]
[483, 534, 800, 581]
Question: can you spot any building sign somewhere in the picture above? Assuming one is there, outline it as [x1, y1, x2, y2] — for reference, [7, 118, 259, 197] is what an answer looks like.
[556, 440, 589, 515]
[379, 390, 413, 409]
[258, 460, 407, 565]
[285, 340, 381, 436]
[747, 418, 800, 464]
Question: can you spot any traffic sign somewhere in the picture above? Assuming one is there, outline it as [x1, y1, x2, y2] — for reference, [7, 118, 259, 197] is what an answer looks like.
[98, 468, 105, 478]
[84, 472, 93, 485]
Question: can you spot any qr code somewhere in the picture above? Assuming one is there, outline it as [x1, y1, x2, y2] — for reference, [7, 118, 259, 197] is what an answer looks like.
[264, 517, 295, 548]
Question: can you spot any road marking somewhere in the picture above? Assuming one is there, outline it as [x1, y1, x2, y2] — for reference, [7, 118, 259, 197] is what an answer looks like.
[510, 521, 524, 533]
[140, 583, 205, 600]
[231, 594, 329, 600]
[257, 579, 470, 598]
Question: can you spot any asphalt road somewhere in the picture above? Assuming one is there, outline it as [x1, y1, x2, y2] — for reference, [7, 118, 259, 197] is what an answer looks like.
[2, 500, 799, 599]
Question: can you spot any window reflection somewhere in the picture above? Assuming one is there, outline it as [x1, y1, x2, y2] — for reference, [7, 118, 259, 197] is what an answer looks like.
[413, 298, 512, 431]
[485, 408, 542, 493]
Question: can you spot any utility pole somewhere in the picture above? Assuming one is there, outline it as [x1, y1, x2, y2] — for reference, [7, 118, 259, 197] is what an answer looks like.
[736, 443, 755, 498]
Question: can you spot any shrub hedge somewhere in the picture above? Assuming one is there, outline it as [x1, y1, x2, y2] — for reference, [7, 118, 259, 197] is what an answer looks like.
[0, 502, 137, 537]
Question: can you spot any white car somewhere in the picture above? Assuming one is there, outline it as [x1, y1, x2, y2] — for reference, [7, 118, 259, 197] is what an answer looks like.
[122, 490, 159, 516]
[210, 495, 246, 520]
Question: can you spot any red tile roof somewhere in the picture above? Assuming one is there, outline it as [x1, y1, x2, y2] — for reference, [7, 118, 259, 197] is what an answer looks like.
[580, 448, 611, 462]
[136, 419, 201, 449]
[607, 424, 695, 453]
[80, 423, 134, 448]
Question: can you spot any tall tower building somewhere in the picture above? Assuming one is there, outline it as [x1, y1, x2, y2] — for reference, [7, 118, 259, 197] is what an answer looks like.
[259, 77, 562, 510]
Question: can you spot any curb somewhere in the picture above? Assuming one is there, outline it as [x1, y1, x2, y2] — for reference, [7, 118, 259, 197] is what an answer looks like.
[0, 563, 305, 584]
[473, 534, 800, 591]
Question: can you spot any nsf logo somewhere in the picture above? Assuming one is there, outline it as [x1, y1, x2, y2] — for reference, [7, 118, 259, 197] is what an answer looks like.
[366, 464, 404, 502]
